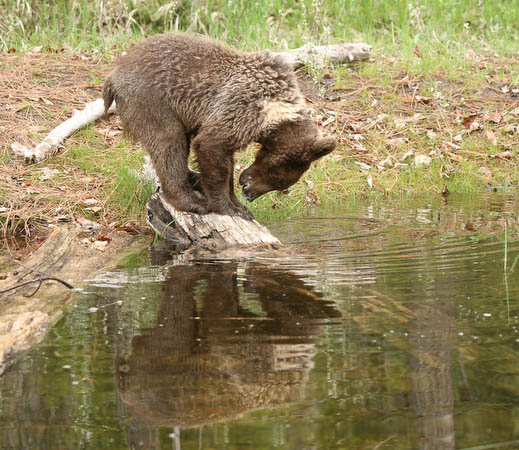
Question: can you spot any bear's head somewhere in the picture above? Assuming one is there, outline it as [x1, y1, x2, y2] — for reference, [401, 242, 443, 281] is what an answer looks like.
[239, 118, 336, 202]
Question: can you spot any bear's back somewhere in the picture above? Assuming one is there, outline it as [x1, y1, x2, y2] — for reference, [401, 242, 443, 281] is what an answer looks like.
[107, 33, 306, 142]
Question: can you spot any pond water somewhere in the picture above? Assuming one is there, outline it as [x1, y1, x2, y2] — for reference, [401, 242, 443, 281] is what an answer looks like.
[1, 194, 518, 450]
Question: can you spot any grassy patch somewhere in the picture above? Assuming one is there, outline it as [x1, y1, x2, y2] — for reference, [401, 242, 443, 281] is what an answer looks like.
[2, 0, 519, 59]
[62, 129, 155, 222]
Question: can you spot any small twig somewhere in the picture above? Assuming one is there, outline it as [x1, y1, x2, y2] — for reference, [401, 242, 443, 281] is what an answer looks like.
[374, 434, 397, 450]
[0, 277, 74, 296]
[1, 258, 76, 296]
[11, 258, 62, 281]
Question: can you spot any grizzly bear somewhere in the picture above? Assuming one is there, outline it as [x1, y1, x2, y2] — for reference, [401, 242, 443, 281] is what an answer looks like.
[103, 33, 336, 220]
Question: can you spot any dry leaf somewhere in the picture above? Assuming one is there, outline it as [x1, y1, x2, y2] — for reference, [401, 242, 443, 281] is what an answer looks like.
[385, 137, 406, 146]
[462, 114, 478, 128]
[76, 216, 102, 231]
[394, 113, 424, 129]
[40, 168, 60, 180]
[426, 129, 437, 139]
[355, 162, 372, 170]
[469, 121, 481, 131]
[478, 166, 492, 178]
[485, 130, 497, 145]
[465, 221, 476, 231]
[415, 95, 431, 104]
[377, 155, 393, 168]
[304, 191, 320, 205]
[93, 240, 108, 251]
[444, 141, 461, 150]
[414, 154, 432, 168]
[483, 112, 502, 123]
[504, 124, 519, 134]
[399, 150, 414, 162]
[497, 151, 513, 159]
[83, 197, 99, 205]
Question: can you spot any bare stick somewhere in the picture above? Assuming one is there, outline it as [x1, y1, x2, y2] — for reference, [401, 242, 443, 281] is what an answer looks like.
[0, 277, 74, 296]
[11, 99, 116, 163]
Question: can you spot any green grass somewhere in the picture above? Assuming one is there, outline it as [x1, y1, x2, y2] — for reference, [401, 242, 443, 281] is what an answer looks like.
[62, 129, 155, 222]
[2, 0, 519, 60]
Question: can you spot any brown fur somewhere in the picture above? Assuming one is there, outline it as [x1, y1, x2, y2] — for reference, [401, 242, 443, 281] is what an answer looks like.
[104, 33, 336, 220]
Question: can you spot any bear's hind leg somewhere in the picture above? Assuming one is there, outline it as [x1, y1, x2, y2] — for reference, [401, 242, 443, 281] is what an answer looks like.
[144, 125, 208, 215]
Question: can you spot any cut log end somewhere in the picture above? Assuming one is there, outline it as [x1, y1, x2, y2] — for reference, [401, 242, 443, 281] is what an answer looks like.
[146, 193, 281, 250]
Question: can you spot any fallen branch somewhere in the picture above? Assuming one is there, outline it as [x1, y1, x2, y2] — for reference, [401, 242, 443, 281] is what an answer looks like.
[10, 41, 370, 164]
[11, 99, 116, 163]
[0, 277, 74, 296]
[272, 42, 372, 67]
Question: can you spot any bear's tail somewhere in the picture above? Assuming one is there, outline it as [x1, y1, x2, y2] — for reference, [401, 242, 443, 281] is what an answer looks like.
[103, 77, 115, 114]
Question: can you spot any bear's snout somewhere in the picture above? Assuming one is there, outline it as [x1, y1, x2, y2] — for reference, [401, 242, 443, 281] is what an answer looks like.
[239, 173, 252, 188]
[239, 173, 260, 202]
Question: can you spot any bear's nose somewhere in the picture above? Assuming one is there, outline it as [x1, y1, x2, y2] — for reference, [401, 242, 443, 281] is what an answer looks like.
[239, 174, 252, 187]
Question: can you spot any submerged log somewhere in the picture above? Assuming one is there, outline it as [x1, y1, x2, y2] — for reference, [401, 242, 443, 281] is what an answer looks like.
[146, 193, 281, 249]
[0, 226, 147, 375]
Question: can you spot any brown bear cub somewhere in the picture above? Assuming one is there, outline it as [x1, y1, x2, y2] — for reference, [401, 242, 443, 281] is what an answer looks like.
[104, 33, 336, 220]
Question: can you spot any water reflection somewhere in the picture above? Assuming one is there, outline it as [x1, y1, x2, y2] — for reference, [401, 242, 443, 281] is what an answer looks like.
[0, 194, 518, 449]
[115, 262, 340, 448]
[409, 303, 455, 450]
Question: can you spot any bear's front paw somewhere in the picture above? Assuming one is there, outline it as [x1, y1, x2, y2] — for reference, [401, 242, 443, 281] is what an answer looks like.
[209, 201, 255, 221]
[234, 206, 255, 221]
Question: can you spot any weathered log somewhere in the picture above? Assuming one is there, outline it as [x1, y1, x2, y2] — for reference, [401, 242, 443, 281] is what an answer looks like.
[146, 193, 280, 249]
[273, 42, 372, 68]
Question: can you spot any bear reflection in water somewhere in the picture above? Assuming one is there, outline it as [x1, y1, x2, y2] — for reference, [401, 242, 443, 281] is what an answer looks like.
[115, 262, 340, 441]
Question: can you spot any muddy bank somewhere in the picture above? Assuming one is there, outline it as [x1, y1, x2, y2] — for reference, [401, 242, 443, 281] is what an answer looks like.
[0, 226, 149, 375]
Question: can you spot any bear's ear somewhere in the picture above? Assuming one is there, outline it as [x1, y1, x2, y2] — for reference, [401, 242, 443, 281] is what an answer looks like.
[311, 135, 337, 161]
